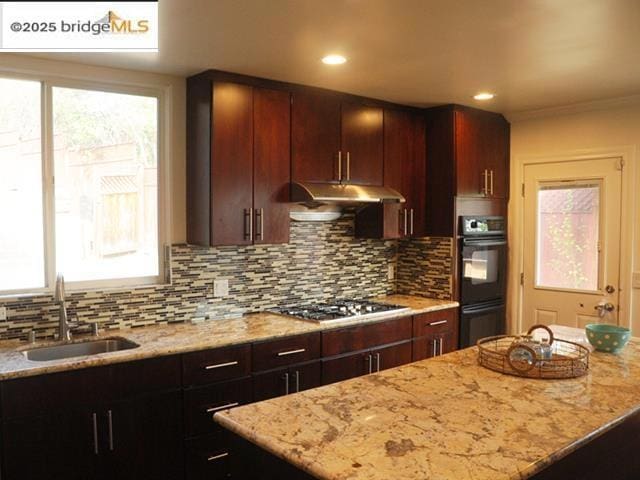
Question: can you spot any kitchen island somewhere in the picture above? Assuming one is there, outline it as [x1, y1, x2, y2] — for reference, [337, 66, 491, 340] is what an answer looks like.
[215, 338, 640, 480]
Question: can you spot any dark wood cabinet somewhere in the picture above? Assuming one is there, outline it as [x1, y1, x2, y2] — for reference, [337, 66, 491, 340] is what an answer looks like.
[424, 104, 509, 237]
[355, 108, 426, 239]
[1, 357, 183, 480]
[291, 91, 342, 184]
[322, 316, 412, 357]
[371, 340, 413, 372]
[412, 309, 459, 361]
[322, 351, 370, 385]
[253, 360, 322, 402]
[187, 77, 290, 246]
[341, 102, 384, 185]
[291, 91, 384, 186]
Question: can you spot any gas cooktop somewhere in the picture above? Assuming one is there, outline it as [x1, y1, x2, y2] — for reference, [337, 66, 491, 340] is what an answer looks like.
[270, 299, 410, 323]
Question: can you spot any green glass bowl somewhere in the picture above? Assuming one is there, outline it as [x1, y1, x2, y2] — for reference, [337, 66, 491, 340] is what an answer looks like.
[585, 324, 631, 353]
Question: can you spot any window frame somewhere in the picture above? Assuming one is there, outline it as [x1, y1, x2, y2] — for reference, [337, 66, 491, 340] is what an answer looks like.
[0, 71, 171, 296]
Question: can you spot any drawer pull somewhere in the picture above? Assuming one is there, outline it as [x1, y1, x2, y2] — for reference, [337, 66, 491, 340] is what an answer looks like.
[207, 452, 229, 462]
[427, 320, 448, 326]
[204, 360, 239, 370]
[206, 402, 239, 414]
[277, 348, 306, 357]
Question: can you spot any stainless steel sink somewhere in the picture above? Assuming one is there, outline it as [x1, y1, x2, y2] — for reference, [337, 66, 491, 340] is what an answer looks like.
[23, 338, 140, 362]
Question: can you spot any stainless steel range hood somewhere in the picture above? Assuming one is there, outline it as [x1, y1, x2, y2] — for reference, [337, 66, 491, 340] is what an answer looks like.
[291, 182, 405, 206]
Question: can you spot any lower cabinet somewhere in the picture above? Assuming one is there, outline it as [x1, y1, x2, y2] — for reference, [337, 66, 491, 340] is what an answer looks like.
[185, 431, 247, 480]
[253, 360, 322, 402]
[412, 309, 459, 361]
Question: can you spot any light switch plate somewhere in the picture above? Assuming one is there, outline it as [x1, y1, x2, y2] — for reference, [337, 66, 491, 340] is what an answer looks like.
[213, 279, 229, 297]
[0, 307, 6, 321]
[633, 272, 640, 289]
[387, 264, 395, 281]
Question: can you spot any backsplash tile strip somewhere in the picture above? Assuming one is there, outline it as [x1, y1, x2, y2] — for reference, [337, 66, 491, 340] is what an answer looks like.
[396, 237, 453, 300]
[0, 214, 399, 340]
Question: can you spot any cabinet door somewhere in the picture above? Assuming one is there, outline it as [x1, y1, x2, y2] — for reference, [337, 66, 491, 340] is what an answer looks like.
[2, 409, 100, 480]
[455, 108, 493, 197]
[383, 109, 412, 238]
[408, 113, 427, 236]
[371, 340, 413, 373]
[412, 335, 438, 361]
[252, 366, 289, 402]
[289, 360, 322, 394]
[484, 115, 510, 199]
[321, 351, 371, 385]
[211, 82, 254, 245]
[341, 102, 384, 185]
[291, 91, 341, 183]
[253, 87, 291, 244]
[108, 391, 184, 480]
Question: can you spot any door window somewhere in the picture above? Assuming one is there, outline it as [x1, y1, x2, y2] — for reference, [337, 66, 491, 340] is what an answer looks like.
[535, 182, 600, 291]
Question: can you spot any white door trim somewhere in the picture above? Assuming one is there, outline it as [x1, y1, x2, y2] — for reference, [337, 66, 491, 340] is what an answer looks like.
[509, 145, 637, 334]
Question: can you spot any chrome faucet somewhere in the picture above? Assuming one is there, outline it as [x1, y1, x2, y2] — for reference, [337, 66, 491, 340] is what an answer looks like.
[54, 274, 75, 341]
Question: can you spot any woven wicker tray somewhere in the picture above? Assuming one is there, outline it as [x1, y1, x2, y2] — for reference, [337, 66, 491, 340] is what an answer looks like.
[477, 325, 590, 379]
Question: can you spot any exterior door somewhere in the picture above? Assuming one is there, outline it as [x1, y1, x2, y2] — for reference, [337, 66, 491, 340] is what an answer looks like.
[522, 157, 623, 330]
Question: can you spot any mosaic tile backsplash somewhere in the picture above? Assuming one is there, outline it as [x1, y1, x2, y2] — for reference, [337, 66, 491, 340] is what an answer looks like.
[397, 237, 453, 299]
[0, 214, 453, 341]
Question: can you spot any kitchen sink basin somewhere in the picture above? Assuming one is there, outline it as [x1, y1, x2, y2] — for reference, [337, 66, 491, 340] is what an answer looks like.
[23, 338, 140, 362]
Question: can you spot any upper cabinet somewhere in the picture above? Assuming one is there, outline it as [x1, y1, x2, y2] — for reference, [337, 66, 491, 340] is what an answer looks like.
[291, 92, 383, 186]
[424, 104, 509, 237]
[291, 92, 342, 184]
[340, 102, 384, 185]
[355, 108, 425, 239]
[187, 78, 290, 246]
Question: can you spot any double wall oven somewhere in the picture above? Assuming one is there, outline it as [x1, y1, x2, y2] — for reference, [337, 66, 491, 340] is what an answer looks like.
[458, 216, 507, 348]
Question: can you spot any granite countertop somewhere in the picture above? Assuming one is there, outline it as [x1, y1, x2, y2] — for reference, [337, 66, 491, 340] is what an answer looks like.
[215, 337, 640, 480]
[0, 294, 457, 381]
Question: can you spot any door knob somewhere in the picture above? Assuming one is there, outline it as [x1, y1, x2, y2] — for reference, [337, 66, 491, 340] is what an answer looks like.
[594, 302, 615, 314]
[605, 285, 615, 294]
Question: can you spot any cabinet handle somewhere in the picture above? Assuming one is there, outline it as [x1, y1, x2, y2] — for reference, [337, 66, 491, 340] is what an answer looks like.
[403, 209, 408, 236]
[284, 372, 290, 395]
[277, 348, 306, 357]
[439, 337, 444, 356]
[338, 150, 342, 181]
[207, 452, 230, 462]
[367, 354, 373, 374]
[432, 339, 438, 357]
[294, 370, 300, 393]
[244, 208, 253, 241]
[409, 209, 414, 236]
[375, 352, 381, 372]
[107, 409, 114, 451]
[92, 412, 99, 455]
[204, 360, 239, 370]
[255, 208, 264, 241]
[482, 169, 488, 196]
[428, 320, 448, 326]
[206, 402, 239, 414]
[489, 170, 494, 196]
[346, 152, 351, 181]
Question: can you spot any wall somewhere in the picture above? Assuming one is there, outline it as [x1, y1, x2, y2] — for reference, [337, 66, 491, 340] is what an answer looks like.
[508, 98, 640, 334]
[397, 237, 453, 299]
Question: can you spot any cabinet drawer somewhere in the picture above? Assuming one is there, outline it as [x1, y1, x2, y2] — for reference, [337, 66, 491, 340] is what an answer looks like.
[186, 432, 240, 480]
[183, 344, 251, 387]
[184, 377, 252, 437]
[322, 316, 412, 357]
[252, 333, 321, 372]
[413, 309, 457, 338]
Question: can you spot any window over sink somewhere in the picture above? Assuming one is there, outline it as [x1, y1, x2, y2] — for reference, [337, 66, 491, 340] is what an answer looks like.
[0, 76, 166, 294]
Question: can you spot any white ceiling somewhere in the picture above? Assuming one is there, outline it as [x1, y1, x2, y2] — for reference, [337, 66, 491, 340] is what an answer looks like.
[27, 0, 640, 113]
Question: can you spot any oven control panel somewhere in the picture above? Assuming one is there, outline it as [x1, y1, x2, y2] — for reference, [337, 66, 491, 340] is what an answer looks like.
[461, 216, 505, 236]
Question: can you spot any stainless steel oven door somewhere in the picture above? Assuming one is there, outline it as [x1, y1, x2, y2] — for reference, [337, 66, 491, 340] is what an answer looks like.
[459, 300, 505, 348]
[460, 237, 507, 305]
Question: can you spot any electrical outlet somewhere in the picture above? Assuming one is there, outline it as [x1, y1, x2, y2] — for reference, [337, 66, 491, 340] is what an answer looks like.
[633, 272, 640, 289]
[213, 279, 229, 297]
[387, 264, 395, 281]
[0, 307, 6, 321]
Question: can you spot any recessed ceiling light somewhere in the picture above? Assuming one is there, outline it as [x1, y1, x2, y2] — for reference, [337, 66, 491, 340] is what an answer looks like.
[322, 54, 347, 65]
[473, 92, 495, 101]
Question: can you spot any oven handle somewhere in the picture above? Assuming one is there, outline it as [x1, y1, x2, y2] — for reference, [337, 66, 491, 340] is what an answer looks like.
[462, 302, 505, 314]
[463, 238, 507, 247]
